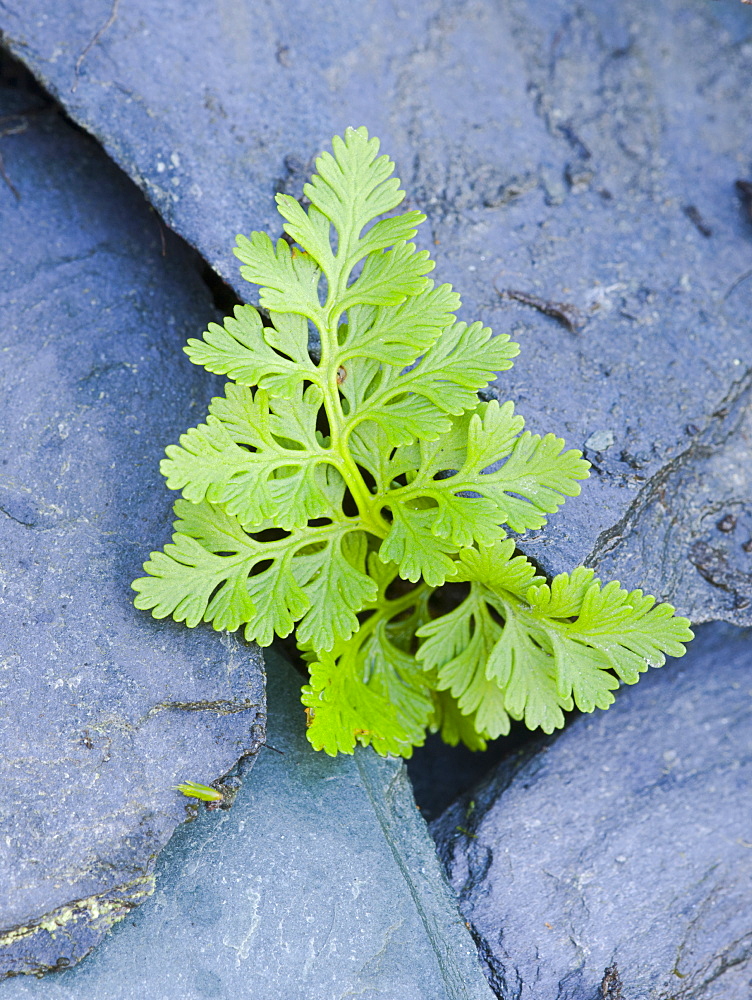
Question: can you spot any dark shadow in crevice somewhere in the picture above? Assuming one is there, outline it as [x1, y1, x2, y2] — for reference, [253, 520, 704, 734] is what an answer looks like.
[408, 542, 583, 824]
[0, 41, 49, 96]
[406, 723, 544, 824]
[200, 262, 243, 316]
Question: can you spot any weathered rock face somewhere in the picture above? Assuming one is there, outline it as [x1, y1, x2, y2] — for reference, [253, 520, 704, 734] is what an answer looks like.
[2, 2, 752, 990]
[591, 374, 752, 624]
[431, 623, 752, 1000]
[0, 648, 495, 1000]
[2, 0, 752, 623]
[0, 77, 264, 977]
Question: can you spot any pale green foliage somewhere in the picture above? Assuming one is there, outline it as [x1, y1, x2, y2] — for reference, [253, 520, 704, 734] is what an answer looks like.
[133, 127, 693, 757]
[418, 541, 693, 738]
[301, 557, 434, 757]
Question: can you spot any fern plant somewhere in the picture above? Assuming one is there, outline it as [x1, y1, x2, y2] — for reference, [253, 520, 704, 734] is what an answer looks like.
[133, 127, 693, 757]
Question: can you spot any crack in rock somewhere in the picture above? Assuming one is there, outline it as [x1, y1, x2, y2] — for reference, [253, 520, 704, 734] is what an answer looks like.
[0, 877, 155, 978]
[586, 366, 752, 623]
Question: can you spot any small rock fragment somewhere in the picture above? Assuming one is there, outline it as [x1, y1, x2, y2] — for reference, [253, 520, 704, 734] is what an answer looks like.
[501, 288, 586, 332]
[584, 429, 615, 452]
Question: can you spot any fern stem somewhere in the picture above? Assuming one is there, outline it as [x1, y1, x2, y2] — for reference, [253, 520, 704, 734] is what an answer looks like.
[346, 581, 432, 651]
[317, 316, 391, 537]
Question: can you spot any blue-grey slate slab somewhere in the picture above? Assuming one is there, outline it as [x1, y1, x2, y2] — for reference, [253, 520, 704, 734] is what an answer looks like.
[0, 648, 495, 1000]
[432, 622, 752, 1000]
[2, 0, 752, 622]
[593, 376, 752, 623]
[0, 80, 264, 977]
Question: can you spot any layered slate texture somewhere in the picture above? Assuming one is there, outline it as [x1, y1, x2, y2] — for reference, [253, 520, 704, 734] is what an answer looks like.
[432, 623, 752, 1000]
[0, 80, 264, 977]
[0, 649, 495, 1000]
[2, 0, 752, 623]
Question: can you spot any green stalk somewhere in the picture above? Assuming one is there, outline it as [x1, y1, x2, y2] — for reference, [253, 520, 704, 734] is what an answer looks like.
[316, 246, 392, 538]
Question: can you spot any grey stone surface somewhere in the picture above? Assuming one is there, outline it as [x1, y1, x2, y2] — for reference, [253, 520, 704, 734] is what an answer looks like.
[432, 622, 752, 1000]
[2, 0, 752, 622]
[0, 79, 264, 976]
[0, 648, 495, 1000]
[591, 371, 752, 623]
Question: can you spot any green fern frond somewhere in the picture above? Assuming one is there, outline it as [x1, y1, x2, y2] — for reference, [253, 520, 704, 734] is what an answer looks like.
[133, 127, 693, 756]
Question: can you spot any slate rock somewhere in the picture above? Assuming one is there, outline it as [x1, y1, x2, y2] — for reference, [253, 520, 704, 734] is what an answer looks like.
[2, 0, 752, 622]
[432, 623, 752, 1000]
[591, 372, 752, 625]
[0, 648, 495, 1000]
[0, 78, 264, 976]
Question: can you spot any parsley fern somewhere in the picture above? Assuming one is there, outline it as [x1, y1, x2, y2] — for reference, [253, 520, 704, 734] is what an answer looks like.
[133, 127, 693, 757]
